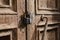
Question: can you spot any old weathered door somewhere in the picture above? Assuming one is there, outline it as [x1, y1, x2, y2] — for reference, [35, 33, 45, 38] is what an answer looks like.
[1, 0, 60, 40]
[18, 0, 60, 40]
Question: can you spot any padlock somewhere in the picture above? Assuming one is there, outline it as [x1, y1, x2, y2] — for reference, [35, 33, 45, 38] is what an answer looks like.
[21, 12, 34, 25]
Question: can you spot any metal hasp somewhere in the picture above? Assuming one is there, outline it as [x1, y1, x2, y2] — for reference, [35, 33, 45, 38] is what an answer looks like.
[38, 15, 48, 40]
[25, 13, 31, 24]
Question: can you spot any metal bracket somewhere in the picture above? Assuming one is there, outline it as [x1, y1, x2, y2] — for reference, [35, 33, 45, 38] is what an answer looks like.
[38, 15, 48, 40]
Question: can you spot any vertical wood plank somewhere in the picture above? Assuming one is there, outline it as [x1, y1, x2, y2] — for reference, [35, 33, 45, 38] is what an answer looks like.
[27, 0, 35, 40]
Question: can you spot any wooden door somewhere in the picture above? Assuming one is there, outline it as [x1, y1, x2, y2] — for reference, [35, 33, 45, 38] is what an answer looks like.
[0, 0, 18, 40]
[18, 0, 60, 40]
[35, 0, 60, 40]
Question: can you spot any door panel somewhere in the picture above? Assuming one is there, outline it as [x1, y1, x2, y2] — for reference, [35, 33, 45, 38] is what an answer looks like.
[37, 0, 57, 9]
[36, 0, 59, 14]
[0, 15, 17, 30]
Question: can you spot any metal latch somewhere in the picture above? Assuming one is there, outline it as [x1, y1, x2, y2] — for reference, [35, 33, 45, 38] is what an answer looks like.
[38, 15, 48, 40]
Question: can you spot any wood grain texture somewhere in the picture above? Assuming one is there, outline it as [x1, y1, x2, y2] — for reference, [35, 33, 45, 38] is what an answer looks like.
[0, 15, 17, 30]
[39, 29, 57, 40]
